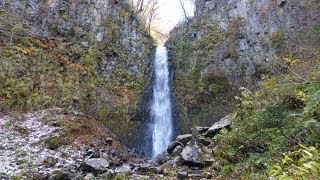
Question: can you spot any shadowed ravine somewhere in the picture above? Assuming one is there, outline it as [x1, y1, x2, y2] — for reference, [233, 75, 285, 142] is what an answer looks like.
[151, 45, 173, 158]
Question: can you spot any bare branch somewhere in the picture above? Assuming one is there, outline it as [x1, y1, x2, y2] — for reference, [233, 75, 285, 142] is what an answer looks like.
[179, 0, 190, 22]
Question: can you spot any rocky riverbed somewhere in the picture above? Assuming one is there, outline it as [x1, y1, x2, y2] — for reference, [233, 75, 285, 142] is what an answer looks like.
[0, 108, 235, 179]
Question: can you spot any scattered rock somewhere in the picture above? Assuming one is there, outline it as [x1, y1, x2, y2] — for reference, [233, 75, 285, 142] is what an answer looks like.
[173, 156, 182, 166]
[43, 156, 58, 168]
[167, 141, 184, 155]
[129, 174, 151, 180]
[203, 155, 215, 167]
[105, 137, 113, 146]
[205, 171, 213, 179]
[188, 170, 203, 179]
[81, 41, 89, 49]
[85, 149, 100, 158]
[200, 147, 215, 167]
[49, 170, 70, 180]
[177, 171, 188, 179]
[101, 152, 109, 159]
[83, 173, 95, 180]
[0, 174, 9, 180]
[98, 169, 114, 178]
[171, 145, 183, 156]
[137, 163, 159, 174]
[176, 134, 192, 145]
[153, 153, 170, 165]
[81, 158, 109, 175]
[199, 138, 212, 146]
[278, 0, 286, 7]
[166, 159, 177, 168]
[115, 164, 132, 174]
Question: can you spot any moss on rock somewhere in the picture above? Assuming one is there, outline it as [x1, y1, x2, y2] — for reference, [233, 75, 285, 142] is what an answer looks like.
[166, 19, 235, 132]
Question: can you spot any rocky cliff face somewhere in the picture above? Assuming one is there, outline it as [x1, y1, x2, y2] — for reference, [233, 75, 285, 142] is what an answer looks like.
[0, 0, 155, 146]
[166, 0, 320, 132]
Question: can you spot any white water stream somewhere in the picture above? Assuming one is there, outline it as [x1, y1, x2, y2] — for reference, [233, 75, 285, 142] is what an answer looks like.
[151, 46, 173, 158]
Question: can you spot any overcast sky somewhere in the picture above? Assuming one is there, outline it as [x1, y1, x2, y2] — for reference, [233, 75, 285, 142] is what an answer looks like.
[155, 0, 194, 33]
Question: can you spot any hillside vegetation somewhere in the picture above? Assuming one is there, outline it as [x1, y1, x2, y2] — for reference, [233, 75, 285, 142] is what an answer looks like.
[165, 0, 320, 178]
[210, 54, 320, 179]
[0, 0, 155, 146]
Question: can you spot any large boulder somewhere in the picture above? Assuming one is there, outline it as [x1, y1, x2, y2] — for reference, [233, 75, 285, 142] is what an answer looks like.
[167, 141, 184, 155]
[176, 134, 192, 145]
[205, 114, 235, 138]
[81, 158, 110, 175]
[180, 145, 203, 167]
[167, 134, 193, 155]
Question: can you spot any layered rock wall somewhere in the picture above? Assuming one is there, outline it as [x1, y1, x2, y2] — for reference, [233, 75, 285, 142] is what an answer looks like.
[0, 0, 155, 146]
[166, 0, 320, 132]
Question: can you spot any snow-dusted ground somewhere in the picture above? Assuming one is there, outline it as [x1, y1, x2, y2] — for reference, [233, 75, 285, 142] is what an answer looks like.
[0, 108, 84, 178]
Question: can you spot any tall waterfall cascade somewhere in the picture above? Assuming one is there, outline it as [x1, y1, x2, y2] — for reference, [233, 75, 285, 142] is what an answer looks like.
[151, 46, 173, 158]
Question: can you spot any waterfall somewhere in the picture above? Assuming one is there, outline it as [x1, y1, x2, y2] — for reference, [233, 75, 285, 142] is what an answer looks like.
[151, 45, 173, 158]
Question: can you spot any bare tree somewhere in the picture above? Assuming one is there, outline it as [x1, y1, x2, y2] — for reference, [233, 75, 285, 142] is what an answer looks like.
[147, 0, 159, 34]
[136, 0, 144, 12]
[179, 0, 195, 22]
[131, 0, 160, 34]
[180, 0, 190, 22]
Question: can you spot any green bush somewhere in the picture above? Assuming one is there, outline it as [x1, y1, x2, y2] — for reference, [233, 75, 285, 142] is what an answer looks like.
[211, 56, 320, 178]
[271, 29, 286, 52]
[303, 84, 320, 121]
[269, 144, 320, 179]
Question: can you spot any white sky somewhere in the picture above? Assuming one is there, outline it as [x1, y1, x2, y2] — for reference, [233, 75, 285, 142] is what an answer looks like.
[155, 0, 194, 34]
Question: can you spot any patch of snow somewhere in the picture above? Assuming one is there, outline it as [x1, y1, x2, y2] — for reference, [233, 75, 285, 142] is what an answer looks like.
[0, 109, 84, 178]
